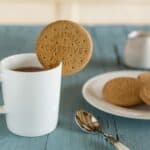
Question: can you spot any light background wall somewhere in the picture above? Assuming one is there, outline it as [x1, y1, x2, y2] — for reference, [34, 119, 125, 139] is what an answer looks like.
[0, 0, 150, 24]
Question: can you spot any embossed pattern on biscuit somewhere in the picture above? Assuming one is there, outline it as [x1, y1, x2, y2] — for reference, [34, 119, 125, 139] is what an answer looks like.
[36, 20, 93, 76]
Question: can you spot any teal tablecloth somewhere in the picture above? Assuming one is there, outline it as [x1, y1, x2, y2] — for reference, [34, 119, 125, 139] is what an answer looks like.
[0, 25, 150, 150]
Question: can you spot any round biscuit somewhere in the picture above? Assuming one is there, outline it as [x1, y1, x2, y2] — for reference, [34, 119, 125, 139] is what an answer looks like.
[137, 72, 150, 85]
[36, 20, 93, 76]
[103, 77, 142, 107]
[140, 84, 150, 105]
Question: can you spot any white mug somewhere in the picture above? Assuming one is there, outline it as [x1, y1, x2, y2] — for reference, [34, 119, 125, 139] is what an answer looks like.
[0, 53, 62, 137]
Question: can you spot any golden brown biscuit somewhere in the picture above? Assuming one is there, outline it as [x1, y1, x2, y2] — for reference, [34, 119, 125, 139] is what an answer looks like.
[137, 72, 150, 85]
[36, 20, 93, 76]
[103, 77, 142, 107]
[140, 84, 150, 105]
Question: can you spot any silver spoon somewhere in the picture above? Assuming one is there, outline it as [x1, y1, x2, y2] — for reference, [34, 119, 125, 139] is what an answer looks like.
[75, 110, 130, 150]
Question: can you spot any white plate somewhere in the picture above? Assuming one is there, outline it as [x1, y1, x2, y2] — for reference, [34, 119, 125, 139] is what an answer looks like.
[82, 70, 150, 120]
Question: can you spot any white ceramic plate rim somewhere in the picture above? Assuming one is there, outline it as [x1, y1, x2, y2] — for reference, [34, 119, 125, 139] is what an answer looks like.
[82, 70, 150, 120]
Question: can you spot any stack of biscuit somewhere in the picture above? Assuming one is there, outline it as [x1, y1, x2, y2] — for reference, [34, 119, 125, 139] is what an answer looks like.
[103, 72, 150, 107]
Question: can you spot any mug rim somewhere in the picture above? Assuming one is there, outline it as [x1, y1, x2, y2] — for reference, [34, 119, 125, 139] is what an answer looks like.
[1, 53, 62, 74]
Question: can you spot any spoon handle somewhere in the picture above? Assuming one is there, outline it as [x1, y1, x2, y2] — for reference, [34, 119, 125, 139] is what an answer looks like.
[114, 142, 130, 150]
[98, 132, 130, 150]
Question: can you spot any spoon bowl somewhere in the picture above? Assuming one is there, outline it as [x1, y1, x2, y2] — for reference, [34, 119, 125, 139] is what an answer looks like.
[75, 110, 100, 133]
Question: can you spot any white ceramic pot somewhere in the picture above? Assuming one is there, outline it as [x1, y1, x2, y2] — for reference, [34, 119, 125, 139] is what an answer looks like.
[124, 31, 150, 69]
